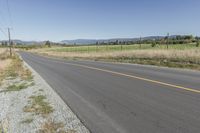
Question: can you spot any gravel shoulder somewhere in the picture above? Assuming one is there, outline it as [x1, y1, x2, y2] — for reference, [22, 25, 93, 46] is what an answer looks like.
[0, 54, 89, 133]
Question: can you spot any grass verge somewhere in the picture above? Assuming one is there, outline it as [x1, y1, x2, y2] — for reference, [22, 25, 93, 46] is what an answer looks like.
[5, 55, 33, 81]
[0, 52, 33, 85]
[4, 83, 29, 92]
[0, 82, 34, 93]
[95, 56, 200, 70]
[32, 45, 200, 70]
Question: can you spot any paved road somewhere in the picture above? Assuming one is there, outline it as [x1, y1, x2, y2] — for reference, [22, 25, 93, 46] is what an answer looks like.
[20, 52, 200, 133]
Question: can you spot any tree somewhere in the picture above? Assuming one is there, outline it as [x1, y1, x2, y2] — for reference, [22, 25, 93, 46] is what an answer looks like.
[176, 35, 182, 40]
[151, 41, 156, 47]
[184, 35, 193, 40]
[196, 40, 200, 47]
[45, 41, 51, 47]
[116, 40, 119, 45]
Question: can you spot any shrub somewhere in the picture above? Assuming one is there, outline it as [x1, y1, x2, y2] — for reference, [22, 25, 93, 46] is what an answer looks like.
[196, 41, 200, 47]
[151, 42, 156, 47]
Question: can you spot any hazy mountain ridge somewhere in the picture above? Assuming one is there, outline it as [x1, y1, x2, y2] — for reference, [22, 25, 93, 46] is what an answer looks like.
[0, 40, 45, 45]
[0, 35, 191, 45]
[60, 36, 165, 44]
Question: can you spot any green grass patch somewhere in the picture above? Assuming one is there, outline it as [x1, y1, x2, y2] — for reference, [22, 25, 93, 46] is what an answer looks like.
[47, 43, 199, 53]
[1, 81, 35, 93]
[2, 83, 29, 93]
[21, 117, 34, 124]
[23, 95, 54, 116]
[39, 89, 44, 92]
[30, 82, 35, 86]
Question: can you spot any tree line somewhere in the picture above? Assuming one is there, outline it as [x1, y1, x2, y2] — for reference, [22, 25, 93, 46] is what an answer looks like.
[1, 35, 200, 48]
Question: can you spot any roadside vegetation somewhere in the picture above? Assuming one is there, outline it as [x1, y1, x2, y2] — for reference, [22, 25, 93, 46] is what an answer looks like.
[0, 48, 84, 132]
[0, 48, 33, 85]
[4, 83, 30, 92]
[21, 117, 34, 124]
[30, 44, 200, 70]
[20, 35, 199, 70]
[38, 119, 76, 133]
[0, 48, 12, 84]
[23, 95, 54, 116]
[0, 48, 35, 132]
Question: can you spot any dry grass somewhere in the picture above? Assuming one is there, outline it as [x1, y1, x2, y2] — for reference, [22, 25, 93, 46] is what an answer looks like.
[35, 49, 200, 60]
[0, 48, 33, 84]
[0, 48, 12, 84]
[38, 119, 76, 133]
[0, 59, 11, 71]
[32, 48, 200, 70]
[3, 54, 33, 81]
[0, 118, 9, 133]
[0, 59, 11, 80]
[0, 48, 10, 60]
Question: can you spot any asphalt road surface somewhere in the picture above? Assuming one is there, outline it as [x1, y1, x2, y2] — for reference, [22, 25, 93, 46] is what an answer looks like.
[20, 52, 200, 133]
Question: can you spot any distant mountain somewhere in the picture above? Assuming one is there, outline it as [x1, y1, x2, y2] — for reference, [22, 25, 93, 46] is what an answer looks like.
[0, 35, 186, 45]
[0, 40, 45, 45]
[60, 39, 97, 45]
[60, 36, 166, 45]
[13, 40, 42, 45]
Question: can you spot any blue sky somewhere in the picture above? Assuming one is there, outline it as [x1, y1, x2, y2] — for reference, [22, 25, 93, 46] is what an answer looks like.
[0, 0, 200, 41]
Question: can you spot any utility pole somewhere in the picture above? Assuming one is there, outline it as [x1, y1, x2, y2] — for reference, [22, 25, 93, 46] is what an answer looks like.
[167, 33, 169, 49]
[8, 28, 12, 56]
[139, 37, 142, 49]
[96, 41, 98, 52]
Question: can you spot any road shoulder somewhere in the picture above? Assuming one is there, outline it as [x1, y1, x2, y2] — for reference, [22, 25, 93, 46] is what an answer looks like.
[0, 54, 89, 133]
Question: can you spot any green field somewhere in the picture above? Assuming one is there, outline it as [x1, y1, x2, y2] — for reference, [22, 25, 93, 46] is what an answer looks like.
[47, 43, 199, 53]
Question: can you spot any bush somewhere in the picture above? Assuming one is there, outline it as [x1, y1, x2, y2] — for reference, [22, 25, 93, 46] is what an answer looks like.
[196, 41, 200, 47]
[151, 42, 156, 47]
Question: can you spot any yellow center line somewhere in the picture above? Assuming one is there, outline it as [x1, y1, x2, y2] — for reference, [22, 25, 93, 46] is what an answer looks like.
[36, 53, 200, 94]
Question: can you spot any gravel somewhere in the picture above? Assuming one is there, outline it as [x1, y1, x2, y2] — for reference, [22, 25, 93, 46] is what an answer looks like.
[0, 57, 89, 133]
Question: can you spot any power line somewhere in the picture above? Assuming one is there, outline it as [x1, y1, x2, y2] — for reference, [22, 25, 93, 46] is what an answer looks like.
[6, 0, 15, 41]
[0, 1, 7, 30]
[0, 0, 9, 27]
[0, 27, 7, 37]
[0, 0, 10, 38]
[6, 0, 13, 28]
[0, 12, 7, 28]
